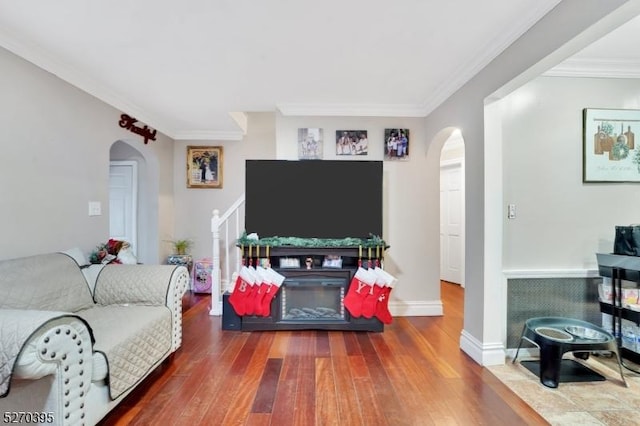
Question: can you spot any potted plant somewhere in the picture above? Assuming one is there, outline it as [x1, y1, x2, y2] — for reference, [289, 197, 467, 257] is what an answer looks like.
[171, 239, 192, 255]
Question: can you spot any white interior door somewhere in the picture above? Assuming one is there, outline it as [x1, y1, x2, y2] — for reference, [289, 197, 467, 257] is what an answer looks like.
[109, 161, 138, 255]
[440, 161, 465, 286]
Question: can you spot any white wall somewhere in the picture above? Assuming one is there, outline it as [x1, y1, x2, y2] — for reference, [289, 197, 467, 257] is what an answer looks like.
[502, 76, 640, 270]
[0, 46, 175, 261]
[275, 113, 440, 314]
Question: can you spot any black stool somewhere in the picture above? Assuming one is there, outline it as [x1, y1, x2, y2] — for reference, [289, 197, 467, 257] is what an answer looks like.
[513, 316, 626, 388]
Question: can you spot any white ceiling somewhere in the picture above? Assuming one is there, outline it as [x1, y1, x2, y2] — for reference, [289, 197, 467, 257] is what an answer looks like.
[546, 12, 640, 79]
[4, 0, 633, 141]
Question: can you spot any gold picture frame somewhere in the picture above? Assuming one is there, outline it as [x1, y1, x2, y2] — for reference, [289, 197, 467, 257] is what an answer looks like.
[187, 146, 223, 188]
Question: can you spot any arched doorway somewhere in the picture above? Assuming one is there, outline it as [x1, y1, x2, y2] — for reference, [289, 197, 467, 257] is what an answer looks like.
[109, 140, 160, 264]
[439, 129, 466, 287]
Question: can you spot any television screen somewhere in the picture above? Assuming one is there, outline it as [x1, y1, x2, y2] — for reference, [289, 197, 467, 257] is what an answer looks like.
[245, 160, 382, 239]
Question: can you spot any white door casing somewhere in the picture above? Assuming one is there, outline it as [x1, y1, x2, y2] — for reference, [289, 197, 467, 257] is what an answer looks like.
[440, 159, 465, 286]
[109, 161, 138, 255]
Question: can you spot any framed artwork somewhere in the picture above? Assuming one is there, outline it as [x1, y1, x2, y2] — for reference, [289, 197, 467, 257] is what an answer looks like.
[384, 128, 410, 160]
[583, 108, 640, 182]
[298, 128, 323, 160]
[187, 146, 223, 188]
[336, 130, 368, 155]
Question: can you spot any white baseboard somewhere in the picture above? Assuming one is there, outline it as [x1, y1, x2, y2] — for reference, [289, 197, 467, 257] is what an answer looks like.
[389, 300, 443, 316]
[460, 329, 506, 366]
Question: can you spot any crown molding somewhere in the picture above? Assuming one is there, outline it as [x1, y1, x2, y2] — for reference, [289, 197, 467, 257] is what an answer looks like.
[277, 103, 426, 117]
[229, 112, 248, 135]
[544, 58, 640, 78]
[172, 130, 245, 141]
[420, 1, 563, 116]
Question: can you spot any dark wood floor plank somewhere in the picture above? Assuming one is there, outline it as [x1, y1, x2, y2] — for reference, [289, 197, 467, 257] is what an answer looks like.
[270, 355, 300, 425]
[221, 332, 275, 425]
[98, 282, 547, 426]
[251, 357, 283, 413]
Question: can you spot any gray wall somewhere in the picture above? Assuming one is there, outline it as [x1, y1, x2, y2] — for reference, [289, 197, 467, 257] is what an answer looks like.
[422, 0, 633, 364]
[0, 46, 175, 262]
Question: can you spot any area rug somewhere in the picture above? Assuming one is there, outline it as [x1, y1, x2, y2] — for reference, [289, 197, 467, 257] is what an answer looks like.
[488, 355, 640, 425]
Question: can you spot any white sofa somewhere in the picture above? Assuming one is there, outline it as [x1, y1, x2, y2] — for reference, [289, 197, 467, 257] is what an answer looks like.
[0, 250, 189, 425]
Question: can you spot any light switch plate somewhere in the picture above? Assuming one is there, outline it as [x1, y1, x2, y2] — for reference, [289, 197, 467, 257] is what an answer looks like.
[88, 201, 102, 216]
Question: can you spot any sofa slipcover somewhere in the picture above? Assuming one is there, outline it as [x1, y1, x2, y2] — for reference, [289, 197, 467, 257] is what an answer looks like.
[0, 251, 189, 425]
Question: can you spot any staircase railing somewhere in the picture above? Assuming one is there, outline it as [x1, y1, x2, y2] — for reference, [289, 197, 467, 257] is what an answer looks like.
[210, 194, 245, 315]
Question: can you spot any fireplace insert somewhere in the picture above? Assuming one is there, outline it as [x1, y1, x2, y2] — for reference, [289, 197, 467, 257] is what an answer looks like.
[281, 277, 346, 322]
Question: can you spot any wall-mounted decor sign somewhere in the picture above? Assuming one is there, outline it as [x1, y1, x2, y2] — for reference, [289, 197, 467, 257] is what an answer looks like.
[298, 128, 323, 160]
[384, 128, 410, 160]
[583, 108, 640, 182]
[336, 130, 368, 155]
[118, 114, 157, 144]
[187, 146, 223, 188]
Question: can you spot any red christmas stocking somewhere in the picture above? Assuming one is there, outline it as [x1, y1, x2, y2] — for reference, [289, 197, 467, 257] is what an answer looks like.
[249, 266, 270, 316]
[259, 268, 285, 317]
[374, 268, 397, 324]
[228, 266, 255, 316]
[375, 285, 394, 324]
[344, 267, 375, 317]
[362, 279, 385, 319]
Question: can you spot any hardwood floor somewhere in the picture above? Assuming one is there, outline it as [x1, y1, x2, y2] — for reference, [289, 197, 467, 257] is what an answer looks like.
[98, 282, 547, 425]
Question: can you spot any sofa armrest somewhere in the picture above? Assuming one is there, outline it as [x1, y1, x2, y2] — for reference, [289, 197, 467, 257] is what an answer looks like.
[94, 265, 189, 351]
[0, 310, 94, 425]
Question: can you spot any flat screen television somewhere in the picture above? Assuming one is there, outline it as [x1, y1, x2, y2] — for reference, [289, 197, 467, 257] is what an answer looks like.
[245, 160, 382, 239]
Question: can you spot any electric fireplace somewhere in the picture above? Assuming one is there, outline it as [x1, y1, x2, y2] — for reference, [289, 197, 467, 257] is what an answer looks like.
[235, 247, 384, 332]
[281, 277, 346, 322]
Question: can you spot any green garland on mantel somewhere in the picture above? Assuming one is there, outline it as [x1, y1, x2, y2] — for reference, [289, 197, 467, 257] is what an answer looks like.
[236, 234, 387, 248]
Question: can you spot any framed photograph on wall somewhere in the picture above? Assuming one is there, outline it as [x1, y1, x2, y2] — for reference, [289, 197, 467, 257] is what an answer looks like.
[298, 128, 323, 160]
[384, 128, 410, 160]
[583, 108, 640, 182]
[187, 146, 223, 188]
[336, 130, 368, 155]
